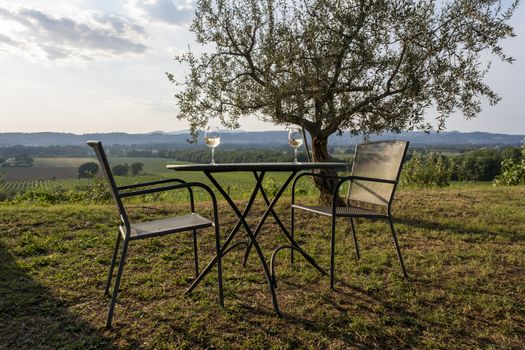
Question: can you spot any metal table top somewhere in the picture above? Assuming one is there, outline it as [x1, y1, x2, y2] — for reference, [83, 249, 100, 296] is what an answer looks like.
[167, 162, 347, 172]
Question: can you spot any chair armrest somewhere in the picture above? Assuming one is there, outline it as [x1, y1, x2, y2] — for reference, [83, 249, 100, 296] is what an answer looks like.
[291, 171, 346, 203]
[119, 178, 198, 211]
[292, 173, 397, 207]
[346, 175, 398, 185]
[119, 181, 206, 198]
[119, 182, 221, 229]
[117, 178, 187, 190]
[327, 175, 398, 211]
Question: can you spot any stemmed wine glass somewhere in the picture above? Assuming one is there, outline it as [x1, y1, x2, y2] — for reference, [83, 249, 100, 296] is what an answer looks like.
[204, 125, 221, 164]
[288, 127, 303, 163]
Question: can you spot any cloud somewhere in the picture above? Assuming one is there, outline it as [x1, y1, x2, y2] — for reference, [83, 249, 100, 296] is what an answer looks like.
[0, 5, 148, 60]
[0, 33, 19, 47]
[93, 12, 147, 35]
[127, 0, 194, 26]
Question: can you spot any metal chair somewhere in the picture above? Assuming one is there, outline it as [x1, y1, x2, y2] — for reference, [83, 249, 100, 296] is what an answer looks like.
[87, 141, 223, 328]
[291, 140, 409, 289]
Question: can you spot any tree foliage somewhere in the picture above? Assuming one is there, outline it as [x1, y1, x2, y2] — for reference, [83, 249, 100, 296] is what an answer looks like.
[494, 140, 525, 185]
[170, 0, 517, 201]
[130, 162, 144, 176]
[171, 148, 311, 163]
[170, 0, 517, 139]
[111, 164, 129, 176]
[78, 162, 100, 179]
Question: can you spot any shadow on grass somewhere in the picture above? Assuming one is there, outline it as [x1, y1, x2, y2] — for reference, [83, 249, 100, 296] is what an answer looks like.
[0, 242, 112, 349]
[398, 216, 525, 241]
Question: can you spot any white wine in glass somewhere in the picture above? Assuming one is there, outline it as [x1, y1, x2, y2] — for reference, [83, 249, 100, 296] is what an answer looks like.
[204, 125, 221, 164]
[288, 127, 303, 163]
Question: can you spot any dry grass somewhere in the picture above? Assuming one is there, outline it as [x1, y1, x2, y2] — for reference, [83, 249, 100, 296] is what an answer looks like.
[1, 184, 524, 349]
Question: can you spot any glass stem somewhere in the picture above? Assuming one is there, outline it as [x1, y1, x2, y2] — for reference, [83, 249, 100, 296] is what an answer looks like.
[294, 148, 298, 163]
[211, 148, 215, 164]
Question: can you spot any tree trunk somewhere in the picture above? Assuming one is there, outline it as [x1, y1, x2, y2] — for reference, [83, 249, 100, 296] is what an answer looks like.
[311, 133, 344, 205]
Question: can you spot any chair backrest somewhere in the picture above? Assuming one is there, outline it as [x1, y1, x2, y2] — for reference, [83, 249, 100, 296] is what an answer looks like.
[347, 140, 409, 207]
[87, 141, 128, 224]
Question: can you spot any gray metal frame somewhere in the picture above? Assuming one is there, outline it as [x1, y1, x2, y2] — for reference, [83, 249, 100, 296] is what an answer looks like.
[87, 141, 223, 328]
[290, 140, 409, 289]
[168, 162, 346, 315]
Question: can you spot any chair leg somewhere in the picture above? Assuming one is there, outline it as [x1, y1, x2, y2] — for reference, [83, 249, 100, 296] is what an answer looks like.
[192, 229, 199, 278]
[104, 232, 122, 296]
[106, 239, 129, 329]
[214, 226, 224, 307]
[330, 215, 336, 290]
[349, 217, 360, 259]
[290, 206, 295, 265]
[388, 216, 408, 279]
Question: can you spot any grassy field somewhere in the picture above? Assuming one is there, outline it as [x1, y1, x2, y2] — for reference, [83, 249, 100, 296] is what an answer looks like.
[1, 156, 323, 201]
[32, 157, 186, 176]
[0, 184, 524, 349]
[1, 157, 322, 200]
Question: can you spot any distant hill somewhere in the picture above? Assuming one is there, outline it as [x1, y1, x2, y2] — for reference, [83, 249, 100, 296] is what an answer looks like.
[0, 130, 523, 147]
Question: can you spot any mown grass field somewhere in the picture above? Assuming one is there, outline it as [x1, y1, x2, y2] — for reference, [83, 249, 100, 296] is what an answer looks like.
[0, 183, 524, 349]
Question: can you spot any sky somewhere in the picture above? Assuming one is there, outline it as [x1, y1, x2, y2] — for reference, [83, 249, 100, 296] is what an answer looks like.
[0, 0, 524, 135]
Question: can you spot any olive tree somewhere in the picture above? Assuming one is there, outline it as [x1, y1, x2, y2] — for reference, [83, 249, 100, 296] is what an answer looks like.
[169, 0, 517, 201]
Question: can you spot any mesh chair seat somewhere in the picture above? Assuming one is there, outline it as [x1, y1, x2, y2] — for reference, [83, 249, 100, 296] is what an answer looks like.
[291, 204, 387, 218]
[125, 213, 214, 241]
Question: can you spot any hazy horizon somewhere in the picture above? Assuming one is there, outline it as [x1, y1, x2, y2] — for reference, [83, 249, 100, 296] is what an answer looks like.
[1, 129, 524, 137]
[1, 1, 524, 134]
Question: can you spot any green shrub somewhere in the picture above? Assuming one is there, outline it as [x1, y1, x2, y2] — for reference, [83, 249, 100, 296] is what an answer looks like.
[494, 140, 525, 186]
[9, 178, 111, 204]
[401, 152, 452, 187]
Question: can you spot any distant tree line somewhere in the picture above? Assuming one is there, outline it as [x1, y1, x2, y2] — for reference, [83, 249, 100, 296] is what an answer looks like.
[166, 149, 312, 164]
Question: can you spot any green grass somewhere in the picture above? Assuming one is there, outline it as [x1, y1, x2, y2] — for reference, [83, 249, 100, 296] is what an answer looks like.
[32, 157, 183, 176]
[32, 157, 94, 167]
[1, 184, 524, 348]
[2, 158, 321, 200]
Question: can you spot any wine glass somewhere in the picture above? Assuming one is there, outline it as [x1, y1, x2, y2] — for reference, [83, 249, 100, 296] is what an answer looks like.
[204, 125, 221, 164]
[288, 127, 303, 163]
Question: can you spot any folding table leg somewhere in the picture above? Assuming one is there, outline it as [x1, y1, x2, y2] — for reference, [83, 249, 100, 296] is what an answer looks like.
[204, 171, 282, 316]
[244, 171, 294, 263]
[185, 172, 264, 295]
[242, 171, 297, 265]
[243, 172, 325, 276]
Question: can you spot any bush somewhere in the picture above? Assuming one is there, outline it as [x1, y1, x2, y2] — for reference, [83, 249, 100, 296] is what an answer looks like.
[401, 152, 451, 187]
[494, 140, 525, 186]
[9, 178, 112, 204]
